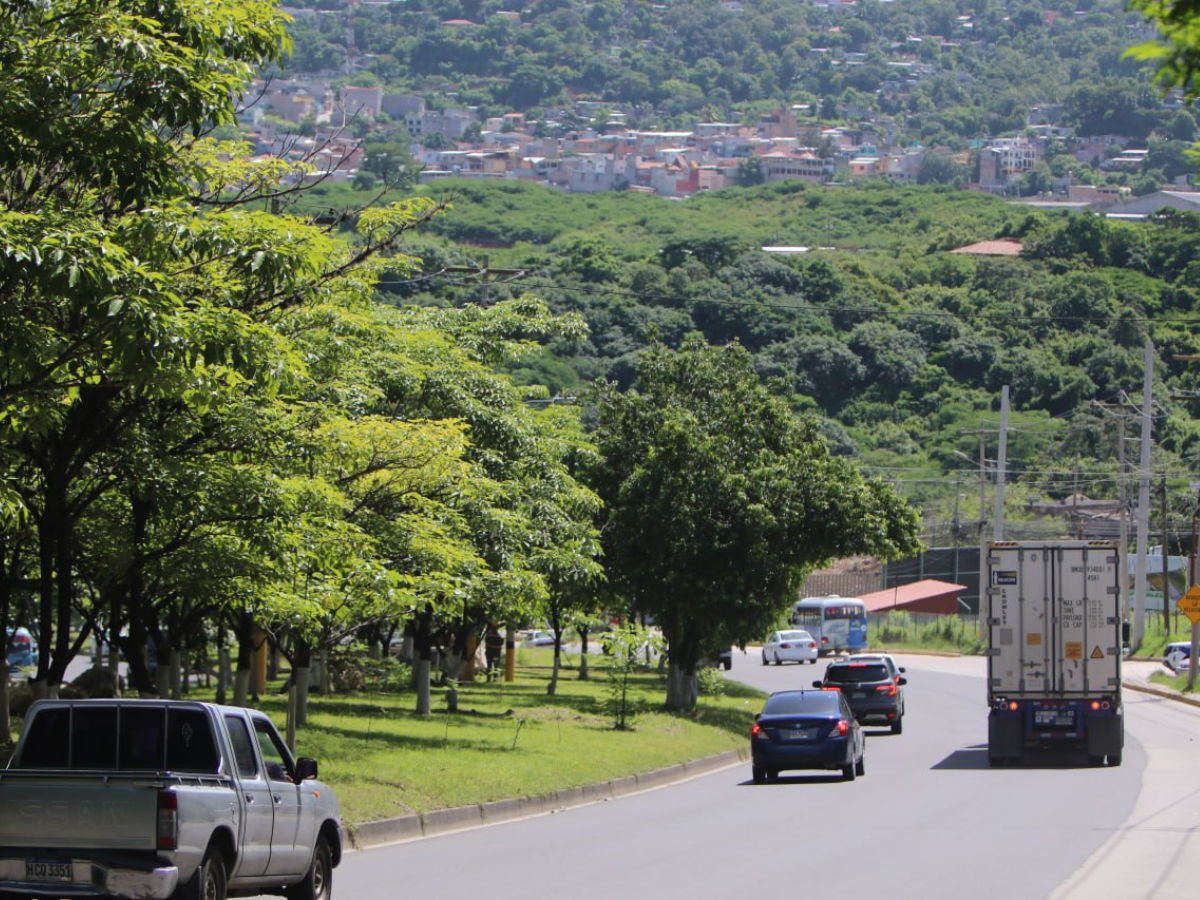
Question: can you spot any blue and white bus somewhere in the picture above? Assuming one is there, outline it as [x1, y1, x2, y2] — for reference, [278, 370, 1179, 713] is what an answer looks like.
[789, 596, 868, 656]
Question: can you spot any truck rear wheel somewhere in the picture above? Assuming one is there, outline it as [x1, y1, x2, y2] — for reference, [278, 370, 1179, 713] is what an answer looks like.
[288, 835, 333, 900]
[174, 847, 227, 900]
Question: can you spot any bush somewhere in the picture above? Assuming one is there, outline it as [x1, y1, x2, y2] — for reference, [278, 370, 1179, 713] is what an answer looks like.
[697, 665, 727, 697]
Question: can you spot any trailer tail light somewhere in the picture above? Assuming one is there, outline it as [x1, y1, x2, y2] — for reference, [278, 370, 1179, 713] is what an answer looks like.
[1008, 701, 1019, 712]
[157, 791, 178, 851]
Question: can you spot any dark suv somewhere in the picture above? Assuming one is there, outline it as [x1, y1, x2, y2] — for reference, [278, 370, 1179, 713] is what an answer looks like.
[815, 659, 906, 734]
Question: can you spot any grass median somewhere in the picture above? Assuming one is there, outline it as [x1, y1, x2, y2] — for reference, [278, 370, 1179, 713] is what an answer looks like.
[244, 649, 764, 828]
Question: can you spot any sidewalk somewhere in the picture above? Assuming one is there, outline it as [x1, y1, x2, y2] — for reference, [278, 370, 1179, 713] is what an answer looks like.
[1122, 658, 1200, 709]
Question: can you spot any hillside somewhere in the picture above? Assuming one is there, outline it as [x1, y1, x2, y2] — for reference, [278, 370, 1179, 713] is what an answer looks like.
[381, 179, 1200, 544]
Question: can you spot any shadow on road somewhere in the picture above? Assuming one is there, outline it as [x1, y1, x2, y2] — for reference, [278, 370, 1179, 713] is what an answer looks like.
[933, 744, 1105, 770]
[739, 774, 851, 786]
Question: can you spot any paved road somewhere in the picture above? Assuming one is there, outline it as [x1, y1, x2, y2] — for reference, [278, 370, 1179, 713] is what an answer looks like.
[299, 652, 1194, 900]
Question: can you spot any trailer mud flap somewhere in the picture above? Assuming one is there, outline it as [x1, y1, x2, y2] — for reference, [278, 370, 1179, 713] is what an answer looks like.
[1086, 712, 1123, 758]
[988, 713, 1023, 762]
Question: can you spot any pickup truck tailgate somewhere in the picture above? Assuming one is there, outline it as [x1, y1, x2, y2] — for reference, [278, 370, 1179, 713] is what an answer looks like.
[0, 773, 159, 849]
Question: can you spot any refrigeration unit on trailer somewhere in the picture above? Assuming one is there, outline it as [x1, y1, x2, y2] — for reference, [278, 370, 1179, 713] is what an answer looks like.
[986, 540, 1123, 767]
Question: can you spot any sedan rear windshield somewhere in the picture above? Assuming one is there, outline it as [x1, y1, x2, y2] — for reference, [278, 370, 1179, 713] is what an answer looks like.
[762, 692, 840, 715]
[824, 664, 891, 684]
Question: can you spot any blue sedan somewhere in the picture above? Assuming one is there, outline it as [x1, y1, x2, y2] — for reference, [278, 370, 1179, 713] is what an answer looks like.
[751, 689, 865, 783]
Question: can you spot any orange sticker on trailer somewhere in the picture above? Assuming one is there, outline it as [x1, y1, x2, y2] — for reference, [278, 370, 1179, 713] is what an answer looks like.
[1065, 642, 1083, 659]
[1026, 633, 1042, 646]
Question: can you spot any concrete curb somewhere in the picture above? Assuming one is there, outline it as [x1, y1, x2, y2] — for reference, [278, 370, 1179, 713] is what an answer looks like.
[345, 748, 748, 851]
[1123, 678, 1200, 709]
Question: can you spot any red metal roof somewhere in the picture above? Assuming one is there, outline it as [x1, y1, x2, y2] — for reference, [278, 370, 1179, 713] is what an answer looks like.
[860, 579, 967, 614]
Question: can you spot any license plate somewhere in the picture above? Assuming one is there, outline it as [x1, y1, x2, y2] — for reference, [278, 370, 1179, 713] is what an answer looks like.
[851, 691, 869, 700]
[786, 727, 816, 740]
[25, 859, 73, 882]
[1034, 709, 1074, 728]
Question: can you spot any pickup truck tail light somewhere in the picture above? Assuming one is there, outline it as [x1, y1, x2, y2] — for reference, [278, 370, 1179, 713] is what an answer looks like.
[157, 791, 178, 850]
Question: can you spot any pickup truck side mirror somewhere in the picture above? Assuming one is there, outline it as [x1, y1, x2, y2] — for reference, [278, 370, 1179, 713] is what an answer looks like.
[295, 757, 319, 781]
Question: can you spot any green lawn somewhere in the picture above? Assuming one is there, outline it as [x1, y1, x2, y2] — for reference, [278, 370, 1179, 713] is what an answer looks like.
[270, 655, 761, 827]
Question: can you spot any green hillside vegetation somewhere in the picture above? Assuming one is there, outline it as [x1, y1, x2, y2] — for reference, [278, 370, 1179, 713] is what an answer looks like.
[375, 179, 1200, 538]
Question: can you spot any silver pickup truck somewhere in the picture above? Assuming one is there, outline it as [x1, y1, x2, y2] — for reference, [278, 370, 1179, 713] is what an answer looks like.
[0, 699, 342, 900]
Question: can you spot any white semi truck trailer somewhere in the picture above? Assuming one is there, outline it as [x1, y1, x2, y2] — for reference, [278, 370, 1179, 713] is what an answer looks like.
[986, 540, 1124, 767]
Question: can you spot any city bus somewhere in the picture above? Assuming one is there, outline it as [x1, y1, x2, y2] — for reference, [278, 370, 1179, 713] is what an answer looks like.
[789, 596, 869, 656]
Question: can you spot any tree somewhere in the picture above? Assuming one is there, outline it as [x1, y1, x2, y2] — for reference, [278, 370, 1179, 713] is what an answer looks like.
[0, 0, 455, 699]
[588, 338, 921, 711]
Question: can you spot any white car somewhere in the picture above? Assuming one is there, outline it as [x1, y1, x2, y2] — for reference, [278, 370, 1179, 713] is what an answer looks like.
[1164, 642, 1192, 673]
[762, 630, 819, 665]
[521, 629, 557, 647]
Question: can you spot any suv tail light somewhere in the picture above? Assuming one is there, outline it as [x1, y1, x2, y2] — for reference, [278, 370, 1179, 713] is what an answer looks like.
[875, 683, 897, 696]
[157, 791, 178, 850]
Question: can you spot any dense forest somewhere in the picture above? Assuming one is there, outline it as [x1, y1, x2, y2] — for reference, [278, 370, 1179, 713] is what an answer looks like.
[318, 177, 1200, 542]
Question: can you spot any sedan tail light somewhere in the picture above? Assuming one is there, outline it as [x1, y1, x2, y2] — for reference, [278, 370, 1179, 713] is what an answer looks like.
[834, 719, 849, 736]
[751, 723, 768, 740]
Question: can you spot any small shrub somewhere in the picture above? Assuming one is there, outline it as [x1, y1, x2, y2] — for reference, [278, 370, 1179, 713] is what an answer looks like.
[603, 625, 665, 730]
[697, 665, 726, 697]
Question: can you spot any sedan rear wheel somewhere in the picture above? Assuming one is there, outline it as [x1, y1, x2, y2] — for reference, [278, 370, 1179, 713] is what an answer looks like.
[855, 754, 865, 776]
[842, 762, 856, 781]
[752, 766, 767, 785]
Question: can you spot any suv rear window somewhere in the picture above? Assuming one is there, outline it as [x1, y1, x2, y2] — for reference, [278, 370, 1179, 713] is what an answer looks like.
[824, 664, 890, 684]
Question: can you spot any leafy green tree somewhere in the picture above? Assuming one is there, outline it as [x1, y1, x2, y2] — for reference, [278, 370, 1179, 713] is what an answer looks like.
[588, 338, 920, 710]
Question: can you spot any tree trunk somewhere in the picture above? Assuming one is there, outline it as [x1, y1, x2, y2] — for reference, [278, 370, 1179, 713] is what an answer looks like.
[169, 648, 183, 699]
[547, 642, 560, 695]
[664, 660, 698, 711]
[233, 669, 251, 708]
[216, 645, 230, 706]
[415, 606, 433, 715]
[234, 610, 254, 707]
[578, 628, 589, 681]
[294, 638, 313, 726]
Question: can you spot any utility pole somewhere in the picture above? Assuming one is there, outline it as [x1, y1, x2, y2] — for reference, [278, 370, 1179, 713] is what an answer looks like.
[1132, 339, 1154, 651]
[1161, 475, 1170, 636]
[444, 255, 526, 306]
[994, 385, 1009, 542]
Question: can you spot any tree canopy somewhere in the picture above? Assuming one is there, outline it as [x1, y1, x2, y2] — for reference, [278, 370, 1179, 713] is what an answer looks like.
[588, 338, 921, 710]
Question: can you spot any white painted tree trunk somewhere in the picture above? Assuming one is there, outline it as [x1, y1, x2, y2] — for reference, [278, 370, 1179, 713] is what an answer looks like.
[664, 662, 698, 711]
[234, 669, 251, 708]
[415, 659, 431, 715]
